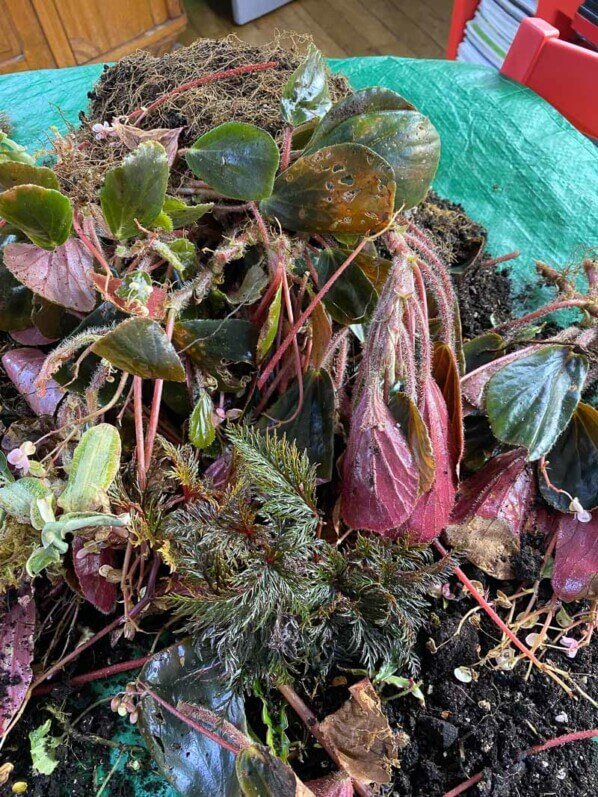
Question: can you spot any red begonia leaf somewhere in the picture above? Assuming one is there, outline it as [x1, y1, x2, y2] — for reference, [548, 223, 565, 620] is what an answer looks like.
[552, 512, 598, 602]
[0, 581, 36, 736]
[71, 537, 117, 615]
[1, 348, 62, 416]
[306, 774, 354, 797]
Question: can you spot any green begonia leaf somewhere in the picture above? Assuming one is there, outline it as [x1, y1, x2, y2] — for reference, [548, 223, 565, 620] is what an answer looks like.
[92, 318, 186, 381]
[173, 319, 257, 371]
[281, 45, 332, 126]
[0, 162, 59, 191]
[186, 123, 279, 201]
[0, 259, 33, 332]
[162, 196, 214, 228]
[189, 390, 216, 449]
[0, 185, 72, 249]
[257, 283, 282, 361]
[315, 248, 377, 325]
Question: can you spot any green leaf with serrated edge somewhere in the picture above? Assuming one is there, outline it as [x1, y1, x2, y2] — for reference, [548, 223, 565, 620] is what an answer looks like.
[315, 248, 377, 325]
[139, 638, 247, 797]
[0, 185, 72, 249]
[92, 318, 186, 381]
[186, 122, 279, 201]
[29, 720, 60, 775]
[261, 143, 395, 234]
[235, 745, 298, 797]
[281, 45, 332, 126]
[58, 424, 121, 513]
[539, 402, 598, 511]
[151, 210, 173, 232]
[0, 478, 54, 525]
[463, 332, 504, 373]
[0, 162, 59, 191]
[264, 368, 335, 481]
[485, 346, 588, 461]
[306, 110, 440, 210]
[153, 238, 198, 276]
[228, 263, 268, 306]
[257, 283, 282, 361]
[162, 196, 214, 228]
[0, 259, 33, 332]
[189, 390, 216, 449]
[174, 319, 257, 370]
[100, 141, 169, 239]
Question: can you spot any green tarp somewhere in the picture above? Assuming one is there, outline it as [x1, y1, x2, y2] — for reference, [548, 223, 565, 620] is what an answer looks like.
[1, 56, 596, 308]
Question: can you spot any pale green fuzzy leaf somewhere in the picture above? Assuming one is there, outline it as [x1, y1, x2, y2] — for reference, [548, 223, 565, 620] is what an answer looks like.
[58, 424, 121, 513]
[0, 477, 54, 526]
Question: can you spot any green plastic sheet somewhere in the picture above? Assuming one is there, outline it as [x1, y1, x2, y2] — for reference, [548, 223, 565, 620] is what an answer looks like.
[1, 57, 596, 306]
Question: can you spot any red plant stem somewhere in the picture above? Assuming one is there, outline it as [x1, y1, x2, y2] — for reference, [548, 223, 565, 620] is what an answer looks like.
[0, 219, 6, 229]
[144, 309, 176, 464]
[280, 125, 293, 172]
[443, 729, 598, 797]
[32, 656, 152, 697]
[258, 237, 369, 389]
[73, 212, 111, 276]
[482, 250, 520, 268]
[277, 683, 374, 797]
[433, 541, 570, 685]
[127, 61, 280, 123]
[138, 684, 241, 754]
[491, 299, 594, 334]
[279, 268, 305, 421]
[133, 376, 147, 490]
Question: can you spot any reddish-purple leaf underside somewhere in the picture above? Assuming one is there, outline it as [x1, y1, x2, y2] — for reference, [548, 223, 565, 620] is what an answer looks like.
[307, 774, 354, 797]
[0, 581, 36, 736]
[406, 379, 456, 542]
[1, 347, 62, 416]
[10, 327, 56, 346]
[341, 390, 419, 533]
[3, 238, 95, 313]
[71, 537, 118, 615]
[552, 512, 598, 602]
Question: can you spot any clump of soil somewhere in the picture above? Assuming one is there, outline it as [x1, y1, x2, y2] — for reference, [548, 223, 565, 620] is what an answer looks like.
[55, 34, 350, 204]
[417, 193, 513, 337]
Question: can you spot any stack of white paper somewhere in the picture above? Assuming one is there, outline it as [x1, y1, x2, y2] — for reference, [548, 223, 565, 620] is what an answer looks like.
[457, 0, 539, 68]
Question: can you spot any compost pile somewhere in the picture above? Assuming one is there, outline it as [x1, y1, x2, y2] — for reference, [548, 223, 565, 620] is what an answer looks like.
[0, 36, 596, 797]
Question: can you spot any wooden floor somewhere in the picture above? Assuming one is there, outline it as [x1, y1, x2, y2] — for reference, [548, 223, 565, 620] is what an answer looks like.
[179, 0, 453, 59]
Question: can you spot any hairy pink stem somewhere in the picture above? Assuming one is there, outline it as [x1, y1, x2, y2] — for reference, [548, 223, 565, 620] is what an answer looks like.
[73, 212, 111, 276]
[258, 238, 369, 389]
[133, 376, 147, 490]
[491, 299, 594, 334]
[144, 309, 176, 464]
[280, 125, 293, 172]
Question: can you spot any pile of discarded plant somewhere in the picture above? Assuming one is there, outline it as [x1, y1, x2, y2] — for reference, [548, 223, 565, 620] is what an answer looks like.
[0, 36, 596, 797]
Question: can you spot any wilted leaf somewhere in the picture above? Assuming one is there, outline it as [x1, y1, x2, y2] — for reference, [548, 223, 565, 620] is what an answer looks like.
[100, 141, 169, 239]
[112, 121, 183, 166]
[306, 89, 439, 209]
[539, 402, 598, 512]
[0, 260, 32, 332]
[0, 185, 72, 249]
[433, 343, 464, 465]
[319, 678, 399, 785]
[189, 391, 216, 449]
[552, 512, 598, 602]
[71, 536, 117, 614]
[261, 143, 396, 234]
[0, 162, 59, 191]
[265, 368, 335, 481]
[4, 239, 95, 312]
[58, 424, 121, 513]
[406, 380, 456, 542]
[281, 45, 332, 126]
[186, 122, 279, 201]
[174, 319, 257, 372]
[315, 249, 377, 325]
[139, 638, 247, 797]
[92, 318, 186, 381]
[486, 346, 588, 461]
[389, 392, 434, 493]
[446, 449, 534, 578]
[236, 745, 314, 797]
[257, 284, 282, 361]
[309, 299, 333, 370]
[2, 348, 63, 416]
[341, 389, 419, 533]
[162, 196, 214, 228]
[0, 581, 35, 736]
[90, 272, 167, 320]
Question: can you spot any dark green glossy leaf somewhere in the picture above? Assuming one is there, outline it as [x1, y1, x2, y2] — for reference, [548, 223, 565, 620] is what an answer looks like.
[0, 259, 32, 331]
[257, 283, 282, 361]
[92, 318, 185, 381]
[139, 638, 246, 797]
[173, 319, 257, 371]
[0, 185, 72, 249]
[162, 196, 214, 228]
[189, 390, 216, 449]
[236, 746, 297, 797]
[264, 368, 335, 481]
[540, 402, 598, 511]
[100, 141, 169, 239]
[315, 248, 377, 325]
[0, 162, 59, 191]
[261, 143, 395, 234]
[486, 345, 588, 461]
[281, 45, 332, 126]
[307, 111, 439, 209]
[463, 333, 504, 373]
[186, 123, 279, 201]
